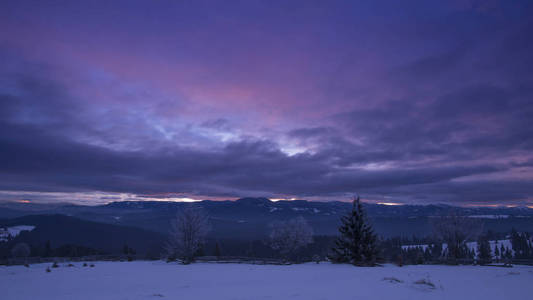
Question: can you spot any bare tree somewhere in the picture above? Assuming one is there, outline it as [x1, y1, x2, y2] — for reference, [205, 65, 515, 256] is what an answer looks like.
[269, 216, 314, 262]
[165, 205, 209, 264]
[431, 212, 483, 263]
[11, 242, 31, 258]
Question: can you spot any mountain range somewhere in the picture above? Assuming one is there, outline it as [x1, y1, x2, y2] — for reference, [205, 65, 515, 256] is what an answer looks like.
[2, 198, 533, 239]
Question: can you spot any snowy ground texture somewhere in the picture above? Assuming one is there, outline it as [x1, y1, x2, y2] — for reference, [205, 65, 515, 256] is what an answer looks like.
[1, 261, 533, 300]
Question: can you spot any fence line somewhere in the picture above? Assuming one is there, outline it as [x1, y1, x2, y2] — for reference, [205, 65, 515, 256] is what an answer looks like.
[2, 255, 533, 266]
[194, 256, 289, 265]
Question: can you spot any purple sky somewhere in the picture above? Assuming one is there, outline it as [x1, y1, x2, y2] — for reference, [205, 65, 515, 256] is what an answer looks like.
[1, 0, 533, 206]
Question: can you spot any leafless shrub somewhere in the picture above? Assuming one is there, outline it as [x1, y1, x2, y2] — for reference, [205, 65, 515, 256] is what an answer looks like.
[11, 243, 30, 258]
[268, 216, 313, 262]
[414, 278, 436, 289]
[164, 205, 210, 264]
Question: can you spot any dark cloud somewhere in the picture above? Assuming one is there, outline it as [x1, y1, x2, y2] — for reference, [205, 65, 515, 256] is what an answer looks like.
[0, 115, 508, 201]
[0, 1, 532, 205]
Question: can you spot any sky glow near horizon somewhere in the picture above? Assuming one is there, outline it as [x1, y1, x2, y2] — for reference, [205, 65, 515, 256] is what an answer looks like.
[1, 0, 533, 206]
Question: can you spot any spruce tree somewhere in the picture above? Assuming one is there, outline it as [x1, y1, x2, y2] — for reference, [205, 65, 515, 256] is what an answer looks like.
[44, 240, 52, 257]
[431, 242, 443, 261]
[329, 196, 378, 266]
[214, 242, 222, 258]
[505, 247, 513, 260]
[477, 236, 492, 265]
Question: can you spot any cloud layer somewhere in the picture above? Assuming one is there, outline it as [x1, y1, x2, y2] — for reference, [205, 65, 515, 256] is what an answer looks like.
[1, 0, 532, 205]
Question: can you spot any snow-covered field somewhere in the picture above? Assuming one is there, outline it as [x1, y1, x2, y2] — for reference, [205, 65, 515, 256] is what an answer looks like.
[1, 261, 532, 300]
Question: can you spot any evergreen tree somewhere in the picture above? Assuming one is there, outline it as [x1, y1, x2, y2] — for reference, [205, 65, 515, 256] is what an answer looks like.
[214, 242, 222, 258]
[69, 245, 78, 257]
[494, 244, 500, 260]
[245, 241, 256, 258]
[431, 243, 443, 261]
[477, 236, 492, 265]
[44, 240, 52, 257]
[423, 247, 432, 262]
[415, 247, 425, 264]
[505, 247, 513, 260]
[467, 246, 475, 261]
[510, 230, 532, 259]
[329, 196, 378, 266]
[195, 246, 205, 257]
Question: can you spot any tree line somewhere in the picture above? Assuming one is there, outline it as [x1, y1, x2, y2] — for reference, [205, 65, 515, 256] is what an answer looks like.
[164, 196, 533, 266]
[3, 196, 533, 267]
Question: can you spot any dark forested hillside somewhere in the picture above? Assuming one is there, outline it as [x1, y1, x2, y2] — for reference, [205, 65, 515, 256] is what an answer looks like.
[0, 215, 165, 257]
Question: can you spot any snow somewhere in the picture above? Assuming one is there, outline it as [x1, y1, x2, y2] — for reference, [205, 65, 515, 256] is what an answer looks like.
[1, 261, 532, 300]
[402, 240, 514, 258]
[402, 244, 430, 251]
[0, 225, 35, 242]
[7, 225, 35, 236]
[468, 215, 509, 219]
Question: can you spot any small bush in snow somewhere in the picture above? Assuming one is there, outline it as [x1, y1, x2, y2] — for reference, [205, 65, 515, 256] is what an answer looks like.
[383, 277, 403, 283]
[83, 263, 88, 267]
[414, 279, 436, 289]
[166, 257, 176, 263]
[45, 267, 51, 273]
[51, 262, 59, 268]
[313, 254, 321, 264]
[89, 264, 95, 267]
